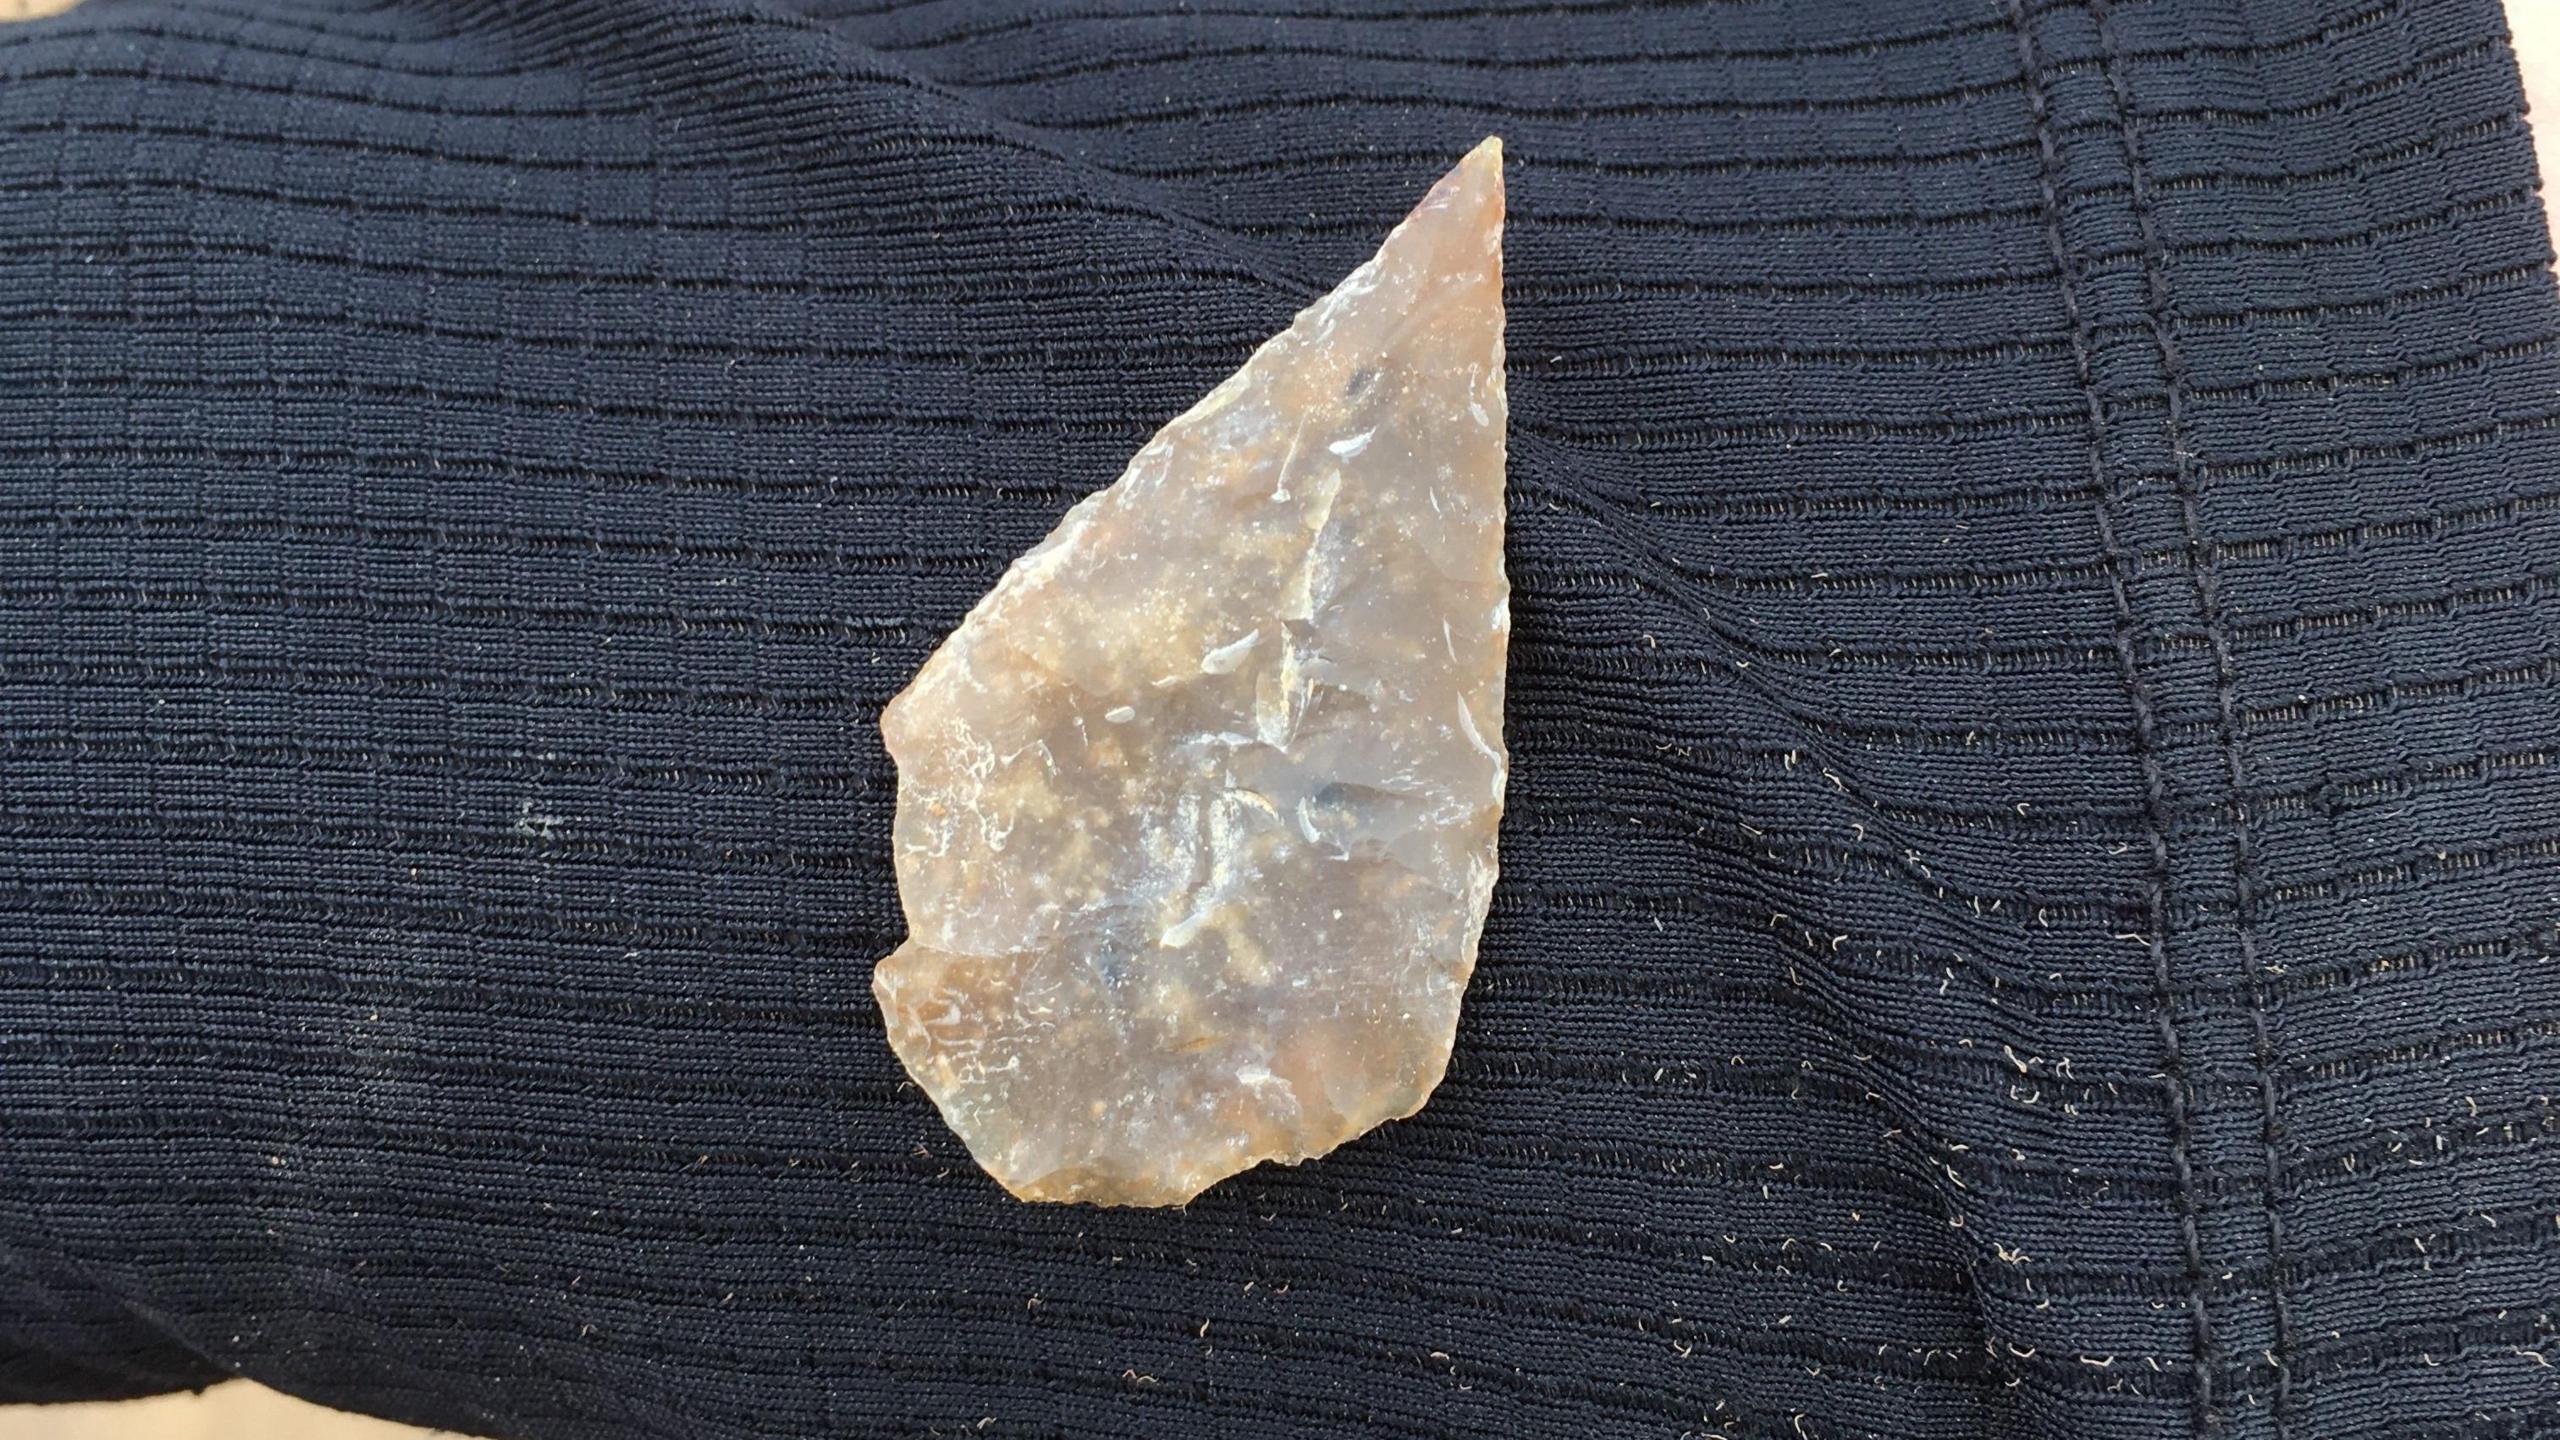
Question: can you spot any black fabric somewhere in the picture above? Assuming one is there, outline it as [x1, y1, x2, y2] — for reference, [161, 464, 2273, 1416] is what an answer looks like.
[5, 1, 2559, 1436]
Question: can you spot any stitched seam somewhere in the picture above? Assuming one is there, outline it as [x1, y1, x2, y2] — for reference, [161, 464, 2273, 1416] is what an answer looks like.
[2007, 3, 2225, 1431]
[2093, 1, 2296, 1430]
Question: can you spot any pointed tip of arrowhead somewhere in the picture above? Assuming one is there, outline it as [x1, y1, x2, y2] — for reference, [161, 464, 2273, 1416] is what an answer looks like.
[1396, 136, 1503, 262]
[1451, 134, 1503, 204]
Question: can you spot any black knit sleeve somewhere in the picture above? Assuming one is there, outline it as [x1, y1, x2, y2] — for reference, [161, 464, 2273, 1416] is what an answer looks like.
[4, 2, 2557, 1438]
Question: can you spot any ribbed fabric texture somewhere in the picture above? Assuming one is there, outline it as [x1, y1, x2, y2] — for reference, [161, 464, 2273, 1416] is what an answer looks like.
[4, 2, 2559, 1437]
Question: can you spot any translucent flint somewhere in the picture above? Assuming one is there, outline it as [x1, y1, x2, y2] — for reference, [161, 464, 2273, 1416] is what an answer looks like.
[874, 139, 1508, 1206]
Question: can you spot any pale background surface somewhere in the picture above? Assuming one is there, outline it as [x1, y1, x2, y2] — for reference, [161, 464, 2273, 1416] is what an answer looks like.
[9, 1388, 454, 1439]
[1, 0, 2555, 1435]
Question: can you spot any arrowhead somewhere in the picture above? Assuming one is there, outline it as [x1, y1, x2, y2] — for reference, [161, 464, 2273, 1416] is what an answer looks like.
[875, 139, 1508, 1206]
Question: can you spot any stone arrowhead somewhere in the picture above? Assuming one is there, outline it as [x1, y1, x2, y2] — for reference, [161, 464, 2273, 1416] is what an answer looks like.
[874, 139, 1508, 1206]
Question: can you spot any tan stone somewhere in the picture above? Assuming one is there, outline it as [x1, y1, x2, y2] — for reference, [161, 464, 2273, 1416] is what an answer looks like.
[874, 139, 1508, 1206]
